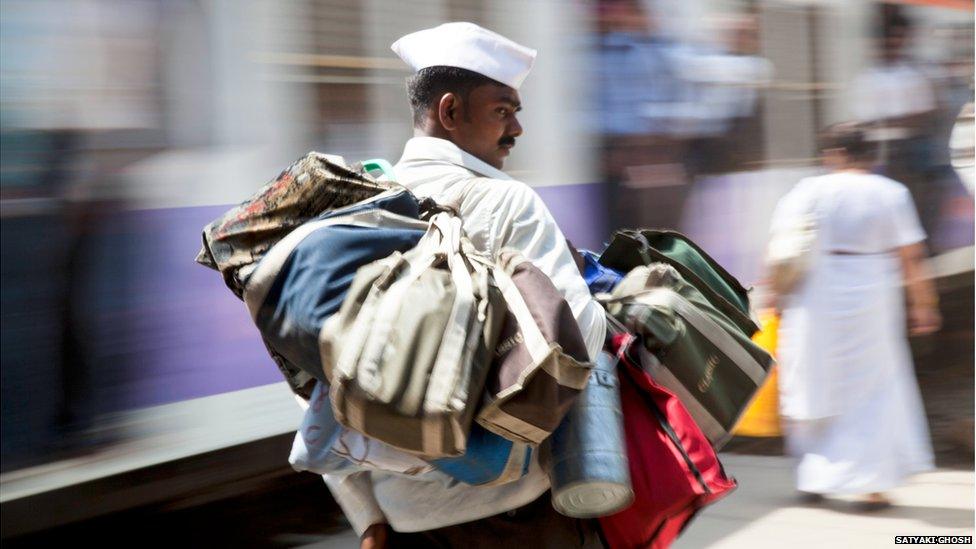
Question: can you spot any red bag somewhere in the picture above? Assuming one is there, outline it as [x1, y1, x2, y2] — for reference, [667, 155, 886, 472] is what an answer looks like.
[599, 334, 736, 549]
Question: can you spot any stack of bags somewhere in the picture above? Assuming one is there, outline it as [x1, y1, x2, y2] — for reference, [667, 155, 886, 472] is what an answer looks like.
[196, 153, 591, 486]
[195, 153, 776, 548]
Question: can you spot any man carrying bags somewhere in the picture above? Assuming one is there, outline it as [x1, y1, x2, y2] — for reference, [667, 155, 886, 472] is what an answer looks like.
[324, 22, 607, 548]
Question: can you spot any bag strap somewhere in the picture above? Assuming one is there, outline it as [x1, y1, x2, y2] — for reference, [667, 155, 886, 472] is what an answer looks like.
[404, 213, 450, 271]
[418, 216, 473, 454]
[419, 198, 456, 220]
[604, 310, 629, 340]
[336, 221, 443, 383]
[617, 241, 759, 336]
[425, 215, 478, 415]
[629, 231, 657, 267]
[601, 285, 768, 385]
[491, 254, 553, 365]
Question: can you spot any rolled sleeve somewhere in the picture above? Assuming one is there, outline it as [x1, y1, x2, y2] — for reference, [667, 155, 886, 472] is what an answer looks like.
[322, 471, 387, 537]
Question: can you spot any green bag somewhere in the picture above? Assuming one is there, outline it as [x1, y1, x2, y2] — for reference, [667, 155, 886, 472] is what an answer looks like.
[599, 229, 758, 337]
[604, 263, 775, 449]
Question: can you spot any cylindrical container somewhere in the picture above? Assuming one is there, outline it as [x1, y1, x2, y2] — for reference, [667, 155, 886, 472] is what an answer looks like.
[549, 350, 633, 518]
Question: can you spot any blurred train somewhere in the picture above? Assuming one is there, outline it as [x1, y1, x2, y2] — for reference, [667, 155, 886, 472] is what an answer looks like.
[1, 0, 972, 539]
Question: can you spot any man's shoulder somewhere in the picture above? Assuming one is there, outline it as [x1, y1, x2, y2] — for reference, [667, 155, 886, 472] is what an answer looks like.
[467, 177, 541, 209]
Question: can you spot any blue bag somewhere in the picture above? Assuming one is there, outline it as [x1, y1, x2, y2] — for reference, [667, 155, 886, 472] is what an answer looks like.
[581, 249, 624, 295]
[242, 189, 428, 396]
[430, 425, 533, 486]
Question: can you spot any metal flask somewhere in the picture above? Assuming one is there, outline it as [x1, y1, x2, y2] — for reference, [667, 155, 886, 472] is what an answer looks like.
[548, 350, 633, 518]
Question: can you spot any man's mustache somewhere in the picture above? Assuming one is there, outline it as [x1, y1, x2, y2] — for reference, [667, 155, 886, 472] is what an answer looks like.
[498, 136, 516, 147]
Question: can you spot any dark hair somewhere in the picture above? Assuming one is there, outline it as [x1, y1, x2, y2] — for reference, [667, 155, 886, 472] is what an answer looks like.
[406, 66, 504, 125]
[878, 4, 911, 41]
[819, 122, 878, 163]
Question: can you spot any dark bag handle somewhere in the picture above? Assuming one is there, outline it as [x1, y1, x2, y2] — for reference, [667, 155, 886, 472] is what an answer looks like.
[419, 198, 458, 220]
[599, 229, 656, 272]
[603, 229, 760, 337]
[629, 231, 657, 267]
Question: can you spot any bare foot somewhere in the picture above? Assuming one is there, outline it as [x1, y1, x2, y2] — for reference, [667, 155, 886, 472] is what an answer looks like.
[858, 493, 892, 511]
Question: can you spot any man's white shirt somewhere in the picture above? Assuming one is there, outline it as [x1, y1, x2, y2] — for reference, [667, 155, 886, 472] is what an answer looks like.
[322, 136, 606, 535]
[393, 136, 605, 360]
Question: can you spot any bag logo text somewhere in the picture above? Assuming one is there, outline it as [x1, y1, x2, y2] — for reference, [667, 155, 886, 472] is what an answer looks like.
[495, 331, 524, 358]
[697, 354, 720, 393]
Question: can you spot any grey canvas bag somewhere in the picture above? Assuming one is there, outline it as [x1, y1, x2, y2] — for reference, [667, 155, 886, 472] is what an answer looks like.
[321, 213, 506, 459]
[603, 264, 774, 449]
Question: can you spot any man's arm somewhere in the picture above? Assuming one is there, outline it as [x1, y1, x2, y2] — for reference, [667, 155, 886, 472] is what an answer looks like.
[898, 242, 941, 336]
[360, 524, 389, 549]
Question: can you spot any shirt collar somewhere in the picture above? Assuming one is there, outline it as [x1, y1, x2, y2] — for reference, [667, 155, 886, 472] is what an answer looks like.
[397, 136, 512, 180]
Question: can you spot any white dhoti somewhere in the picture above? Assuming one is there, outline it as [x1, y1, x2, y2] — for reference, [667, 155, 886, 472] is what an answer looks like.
[778, 253, 934, 495]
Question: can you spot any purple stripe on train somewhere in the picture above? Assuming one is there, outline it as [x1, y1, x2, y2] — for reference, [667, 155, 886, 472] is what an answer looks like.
[116, 205, 282, 409]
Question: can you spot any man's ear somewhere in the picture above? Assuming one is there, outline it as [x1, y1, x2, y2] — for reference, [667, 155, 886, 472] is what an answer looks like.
[437, 92, 461, 131]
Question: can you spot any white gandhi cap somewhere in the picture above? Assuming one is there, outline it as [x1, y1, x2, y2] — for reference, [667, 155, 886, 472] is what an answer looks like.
[391, 22, 537, 90]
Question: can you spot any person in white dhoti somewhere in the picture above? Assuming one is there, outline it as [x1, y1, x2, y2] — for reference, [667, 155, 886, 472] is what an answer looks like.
[768, 123, 941, 509]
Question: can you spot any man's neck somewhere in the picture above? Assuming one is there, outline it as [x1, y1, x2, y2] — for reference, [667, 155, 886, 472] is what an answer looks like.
[402, 136, 510, 180]
[414, 123, 450, 140]
[411, 128, 503, 171]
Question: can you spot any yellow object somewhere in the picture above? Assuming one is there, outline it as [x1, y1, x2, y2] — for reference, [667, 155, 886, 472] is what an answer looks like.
[734, 310, 782, 437]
